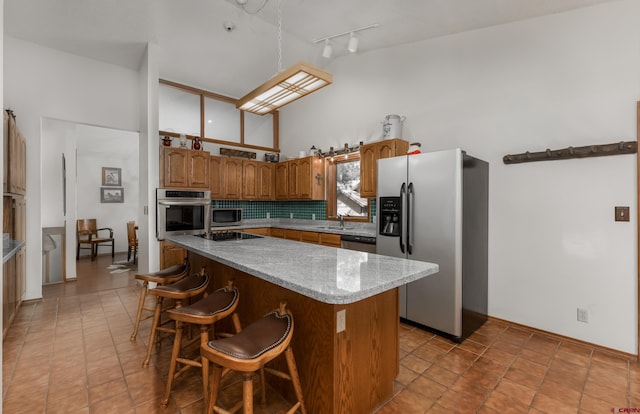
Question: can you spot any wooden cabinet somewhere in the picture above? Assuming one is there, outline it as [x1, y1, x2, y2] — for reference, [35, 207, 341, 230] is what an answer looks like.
[284, 229, 302, 241]
[223, 158, 243, 199]
[256, 162, 275, 200]
[160, 241, 186, 269]
[242, 228, 270, 236]
[269, 227, 342, 248]
[360, 139, 409, 198]
[242, 160, 275, 200]
[2, 111, 27, 338]
[275, 162, 289, 199]
[209, 156, 275, 200]
[160, 147, 211, 189]
[276, 157, 325, 200]
[319, 233, 341, 247]
[3, 246, 25, 339]
[4, 110, 26, 195]
[209, 156, 225, 199]
[270, 228, 285, 238]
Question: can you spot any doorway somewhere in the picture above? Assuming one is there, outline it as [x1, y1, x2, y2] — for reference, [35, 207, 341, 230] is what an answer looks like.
[40, 118, 139, 285]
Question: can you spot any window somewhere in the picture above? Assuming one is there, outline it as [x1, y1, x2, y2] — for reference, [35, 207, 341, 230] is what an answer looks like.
[158, 79, 278, 151]
[326, 154, 369, 221]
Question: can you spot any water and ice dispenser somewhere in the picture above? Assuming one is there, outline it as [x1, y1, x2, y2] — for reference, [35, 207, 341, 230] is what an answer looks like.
[379, 197, 401, 237]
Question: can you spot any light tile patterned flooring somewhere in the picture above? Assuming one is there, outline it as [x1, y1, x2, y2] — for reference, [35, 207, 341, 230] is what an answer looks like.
[3, 253, 639, 413]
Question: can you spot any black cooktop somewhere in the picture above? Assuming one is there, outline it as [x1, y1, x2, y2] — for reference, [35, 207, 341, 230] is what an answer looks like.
[200, 231, 264, 242]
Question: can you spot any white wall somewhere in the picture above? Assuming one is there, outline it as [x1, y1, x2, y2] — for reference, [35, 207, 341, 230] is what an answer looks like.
[75, 124, 139, 256]
[279, 0, 640, 353]
[4, 36, 140, 300]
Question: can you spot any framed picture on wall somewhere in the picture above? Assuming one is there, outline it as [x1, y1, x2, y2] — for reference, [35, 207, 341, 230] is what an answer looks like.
[102, 167, 121, 186]
[101, 187, 124, 203]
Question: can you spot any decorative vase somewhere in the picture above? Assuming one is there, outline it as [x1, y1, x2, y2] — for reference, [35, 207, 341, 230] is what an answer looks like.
[161, 136, 172, 146]
[192, 136, 201, 150]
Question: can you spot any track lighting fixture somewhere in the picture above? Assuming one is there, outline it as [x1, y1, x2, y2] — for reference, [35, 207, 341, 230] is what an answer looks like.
[347, 32, 358, 53]
[313, 23, 379, 58]
[322, 39, 332, 59]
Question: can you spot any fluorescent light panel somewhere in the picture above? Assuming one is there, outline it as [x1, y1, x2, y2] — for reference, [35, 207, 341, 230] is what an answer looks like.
[237, 61, 333, 115]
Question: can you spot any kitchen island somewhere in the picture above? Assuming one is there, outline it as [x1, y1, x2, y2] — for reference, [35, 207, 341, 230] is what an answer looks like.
[167, 233, 438, 414]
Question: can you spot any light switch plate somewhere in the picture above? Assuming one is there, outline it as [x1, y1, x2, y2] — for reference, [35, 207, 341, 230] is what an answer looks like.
[615, 206, 630, 222]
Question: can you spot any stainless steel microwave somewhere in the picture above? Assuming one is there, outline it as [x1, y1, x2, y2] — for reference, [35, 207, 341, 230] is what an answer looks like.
[156, 188, 211, 240]
[211, 208, 243, 227]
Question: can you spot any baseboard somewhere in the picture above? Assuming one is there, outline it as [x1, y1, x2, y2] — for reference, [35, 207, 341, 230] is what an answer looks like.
[487, 315, 637, 361]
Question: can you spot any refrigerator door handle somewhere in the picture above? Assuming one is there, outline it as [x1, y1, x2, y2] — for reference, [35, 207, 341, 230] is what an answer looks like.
[407, 182, 414, 255]
[399, 182, 406, 254]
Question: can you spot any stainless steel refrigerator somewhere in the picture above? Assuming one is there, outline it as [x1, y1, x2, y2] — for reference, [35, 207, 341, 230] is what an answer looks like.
[376, 148, 488, 341]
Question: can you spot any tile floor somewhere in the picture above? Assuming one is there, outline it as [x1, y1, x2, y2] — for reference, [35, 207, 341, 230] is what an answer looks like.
[3, 253, 639, 413]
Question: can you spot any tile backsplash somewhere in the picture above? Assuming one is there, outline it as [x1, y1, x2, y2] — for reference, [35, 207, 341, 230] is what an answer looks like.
[212, 200, 327, 220]
[212, 198, 377, 223]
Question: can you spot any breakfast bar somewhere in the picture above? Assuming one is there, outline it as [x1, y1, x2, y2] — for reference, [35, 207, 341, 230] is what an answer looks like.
[168, 233, 438, 413]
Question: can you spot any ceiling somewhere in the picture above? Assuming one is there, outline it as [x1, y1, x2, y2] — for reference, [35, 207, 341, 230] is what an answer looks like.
[5, 0, 618, 98]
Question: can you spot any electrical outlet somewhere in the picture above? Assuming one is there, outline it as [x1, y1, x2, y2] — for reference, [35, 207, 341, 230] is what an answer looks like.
[615, 206, 630, 222]
[577, 308, 589, 323]
[336, 309, 346, 333]
[266, 212, 270, 219]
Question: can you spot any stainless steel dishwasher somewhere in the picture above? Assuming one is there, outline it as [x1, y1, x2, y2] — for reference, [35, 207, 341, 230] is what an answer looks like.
[340, 234, 376, 253]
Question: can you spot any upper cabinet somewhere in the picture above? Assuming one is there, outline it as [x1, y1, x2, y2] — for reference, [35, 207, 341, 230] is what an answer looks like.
[360, 139, 409, 198]
[209, 156, 275, 200]
[160, 147, 211, 189]
[4, 111, 26, 195]
[277, 157, 325, 200]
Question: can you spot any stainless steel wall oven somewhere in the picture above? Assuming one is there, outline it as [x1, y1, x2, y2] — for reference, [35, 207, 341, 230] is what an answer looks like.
[156, 188, 210, 240]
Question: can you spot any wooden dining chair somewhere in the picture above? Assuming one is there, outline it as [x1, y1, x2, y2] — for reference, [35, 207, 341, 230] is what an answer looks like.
[76, 218, 114, 261]
[127, 221, 138, 263]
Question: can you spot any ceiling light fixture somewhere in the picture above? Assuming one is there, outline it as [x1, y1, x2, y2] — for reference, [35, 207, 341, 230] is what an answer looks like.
[313, 23, 379, 58]
[322, 39, 332, 59]
[347, 32, 358, 53]
[236, 0, 333, 115]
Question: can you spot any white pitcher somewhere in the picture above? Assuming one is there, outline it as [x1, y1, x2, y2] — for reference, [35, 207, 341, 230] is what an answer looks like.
[382, 114, 406, 139]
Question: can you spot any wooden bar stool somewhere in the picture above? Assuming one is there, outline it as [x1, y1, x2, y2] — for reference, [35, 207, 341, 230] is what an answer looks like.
[142, 268, 210, 368]
[201, 302, 307, 414]
[130, 260, 190, 342]
[161, 280, 242, 408]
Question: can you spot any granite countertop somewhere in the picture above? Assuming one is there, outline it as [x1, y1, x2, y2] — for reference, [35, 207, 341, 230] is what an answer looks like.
[211, 218, 377, 239]
[3, 240, 24, 263]
[167, 233, 438, 305]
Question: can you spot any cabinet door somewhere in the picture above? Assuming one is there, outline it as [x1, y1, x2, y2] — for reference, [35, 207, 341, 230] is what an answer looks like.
[257, 162, 275, 200]
[359, 143, 378, 198]
[224, 158, 243, 199]
[243, 228, 270, 236]
[300, 231, 320, 244]
[242, 160, 258, 200]
[162, 148, 189, 188]
[297, 158, 313, 199]
[209, 156, 225, 199]
[188, 150, 211, 188]
[284, 229, 301, 241]
[270, 227, 285, 238]
[288, 160, 300, 199]
[275, 162, 289, 200]
[160, 241, 186, 269]
[319, 233, 342, 247]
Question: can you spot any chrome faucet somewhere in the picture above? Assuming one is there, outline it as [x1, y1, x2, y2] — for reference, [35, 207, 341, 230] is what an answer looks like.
[329, 214, 345, 229]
